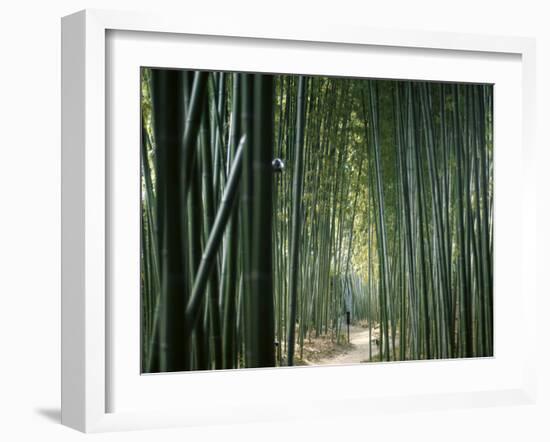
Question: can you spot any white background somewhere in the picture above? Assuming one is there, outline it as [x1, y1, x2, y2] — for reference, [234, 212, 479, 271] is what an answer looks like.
[0, 1, 548, 441]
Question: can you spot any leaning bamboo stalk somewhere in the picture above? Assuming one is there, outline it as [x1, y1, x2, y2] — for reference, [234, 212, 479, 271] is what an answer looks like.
[184, 135, 247, 334]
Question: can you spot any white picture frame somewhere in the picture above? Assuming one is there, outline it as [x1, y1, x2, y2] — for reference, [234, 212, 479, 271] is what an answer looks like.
[61, 9, 537, 433]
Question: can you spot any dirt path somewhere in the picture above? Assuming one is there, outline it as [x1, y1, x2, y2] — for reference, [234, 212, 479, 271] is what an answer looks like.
[316, 325, 380, 365]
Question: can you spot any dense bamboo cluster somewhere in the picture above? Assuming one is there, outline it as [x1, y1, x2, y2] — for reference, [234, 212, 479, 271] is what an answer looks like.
[141, 68, 493, 373]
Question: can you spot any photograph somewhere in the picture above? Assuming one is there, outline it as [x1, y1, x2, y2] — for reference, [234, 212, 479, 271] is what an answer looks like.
[140, 68, 494, 373]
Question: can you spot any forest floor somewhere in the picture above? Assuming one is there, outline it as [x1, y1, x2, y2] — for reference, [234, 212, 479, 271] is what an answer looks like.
[296, 323, 382, 366]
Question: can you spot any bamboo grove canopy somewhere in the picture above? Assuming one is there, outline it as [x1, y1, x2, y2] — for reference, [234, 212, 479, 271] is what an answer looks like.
[140, 69, 493, 373]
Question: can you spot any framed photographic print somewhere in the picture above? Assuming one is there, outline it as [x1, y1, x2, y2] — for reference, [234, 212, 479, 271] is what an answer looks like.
[61, 9, 537, 432]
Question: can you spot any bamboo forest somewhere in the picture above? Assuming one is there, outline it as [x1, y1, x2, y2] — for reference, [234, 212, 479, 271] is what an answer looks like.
[140, 68, 493, 373]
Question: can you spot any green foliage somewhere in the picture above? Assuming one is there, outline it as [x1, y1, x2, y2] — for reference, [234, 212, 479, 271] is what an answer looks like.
[140, 68, 494, 372]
